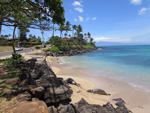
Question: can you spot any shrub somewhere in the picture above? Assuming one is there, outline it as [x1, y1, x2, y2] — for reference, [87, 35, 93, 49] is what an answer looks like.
[58, 46, 64, 51]
[49, 46, 60, 52]
[76, 45, 81, 49]
[83, 45, 94, 49]
[0, 53, 25, 65]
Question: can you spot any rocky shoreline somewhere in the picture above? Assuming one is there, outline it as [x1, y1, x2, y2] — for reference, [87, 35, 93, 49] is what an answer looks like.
[46, 47, 102, 57]
[4, 55, 132, 113]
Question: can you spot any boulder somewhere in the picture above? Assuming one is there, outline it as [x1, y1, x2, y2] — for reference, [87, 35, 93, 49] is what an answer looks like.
[20, 78, 36, 86]
[43, 85, 72, 104]
[48, 106, 57, 113]
[75, 99, 108, 113]
[115, 106, 132, 113]
[30, 86, 45, 99]
[5, 78, 19, 85]
[16, 92, 32, 102]
[19, 69, 32, 81]
[30, 70, 43, 80]
[58, 104, 79, 113]
[103, 102, 115, 112]
[13, 100, 49, 113]
[75, 98, 89, 109]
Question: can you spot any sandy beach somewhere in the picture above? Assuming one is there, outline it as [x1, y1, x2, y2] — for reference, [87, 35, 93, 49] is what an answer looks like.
[46, 56, 150, 113]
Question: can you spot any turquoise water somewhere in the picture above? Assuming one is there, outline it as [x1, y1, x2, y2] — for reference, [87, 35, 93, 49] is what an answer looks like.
[63, 45, 150, 92]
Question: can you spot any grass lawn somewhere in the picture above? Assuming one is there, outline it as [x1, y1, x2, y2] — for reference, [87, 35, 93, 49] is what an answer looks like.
[0, 46, 13, 53]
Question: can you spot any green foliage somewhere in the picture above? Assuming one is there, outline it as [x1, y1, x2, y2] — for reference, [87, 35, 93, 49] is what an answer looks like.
[58, 46, 64, 51]
[61, 40, 68, 46]
[76, 45, 82, 49]
[83, 45, 94, 49]
[77, 24, 82, 37]
[0, 53, 25, 65]
[70, 45, 77, 48]
[49, 46, 60, 52]
[0, 41, 7, 46]
[49, 36, 62, 46]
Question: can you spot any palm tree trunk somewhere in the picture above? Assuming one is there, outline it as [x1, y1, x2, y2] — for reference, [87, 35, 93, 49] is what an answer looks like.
[53, 23, 54, 37]
[12, 25, 17, 54]
[0, 21, 2, 35]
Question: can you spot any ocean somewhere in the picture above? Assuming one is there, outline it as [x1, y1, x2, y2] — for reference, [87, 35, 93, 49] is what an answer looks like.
[62, 45, 150, 92]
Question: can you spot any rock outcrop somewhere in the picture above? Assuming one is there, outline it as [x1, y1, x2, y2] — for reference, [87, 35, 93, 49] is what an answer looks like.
[46, 48, 99, 57]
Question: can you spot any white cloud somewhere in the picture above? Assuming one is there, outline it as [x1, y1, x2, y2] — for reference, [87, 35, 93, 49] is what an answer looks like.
[138, 7, 150, 15]
[78, 16, 83, 22]
[94, 37, 131, 42]
[130, 0, 142, 5]
[72, 1, 83, 7]
[74, 18, 78, 22]
[92, 17, 97, 20]
[75, 7, 83, 13]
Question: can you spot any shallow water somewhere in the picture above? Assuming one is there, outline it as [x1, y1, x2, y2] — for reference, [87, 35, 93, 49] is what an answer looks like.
[62, 45, 150, 92]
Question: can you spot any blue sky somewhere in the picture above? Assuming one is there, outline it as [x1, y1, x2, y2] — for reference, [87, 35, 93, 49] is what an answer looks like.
[1, 0, 150, 45]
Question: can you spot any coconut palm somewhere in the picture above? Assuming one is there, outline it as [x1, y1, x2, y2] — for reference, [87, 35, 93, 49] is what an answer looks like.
[64, 33, 67, 38]
[87, 32, 91, 38]
[77, 24, 82, 37]
[58, 24, 65, 38]
[69, 34, 71, 38]
[65, 21, 71, 36]
[84, 33, 86, 38]
[72, 25, 77, 37]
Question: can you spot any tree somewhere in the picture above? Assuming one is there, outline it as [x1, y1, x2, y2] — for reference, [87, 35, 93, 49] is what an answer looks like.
[49, 36, 62, 46]
[58, 23, 65, 38]
[64, 33, 67, 38]
[87, 32, 91, 38]
[19, 30, 27, 41]
[0, 34, 11, 39]
[0, 0, 65, 54]
[77, 24, 82, 37]
[72, 25, 77, 37]
[69, 34, 71, 38]
[65, 21, 71, 36]
[84, 33, 86, 38]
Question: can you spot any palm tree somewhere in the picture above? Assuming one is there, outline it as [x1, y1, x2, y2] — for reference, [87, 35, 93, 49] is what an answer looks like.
[87, 32, 91, 38]
[58, 24, 65, 38]
[64, 33, 67, 38]
[65, 21, 71, 36]
[77, 24, 82, 37]
[69, 34, 71, 38]
[84, 33, 86, 38]
[72, 25, 76, 37]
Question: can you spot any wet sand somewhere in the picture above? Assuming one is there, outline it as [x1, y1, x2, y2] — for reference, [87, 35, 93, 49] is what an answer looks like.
[46, 56, 150, 113]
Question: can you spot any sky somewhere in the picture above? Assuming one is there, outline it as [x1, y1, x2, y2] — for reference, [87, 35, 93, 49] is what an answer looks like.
[1, 0, 150, 45]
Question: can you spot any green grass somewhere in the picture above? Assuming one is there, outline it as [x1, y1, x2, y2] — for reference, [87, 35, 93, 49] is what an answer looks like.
[83, 45, 94, 49]
[0, 46, 13, 53]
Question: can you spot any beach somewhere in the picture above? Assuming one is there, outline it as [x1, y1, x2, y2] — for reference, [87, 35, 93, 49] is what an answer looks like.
[46, 55, 150, 113]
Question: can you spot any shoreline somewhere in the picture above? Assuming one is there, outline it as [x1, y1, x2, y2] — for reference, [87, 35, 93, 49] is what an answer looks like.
[46, 56, 150, 113]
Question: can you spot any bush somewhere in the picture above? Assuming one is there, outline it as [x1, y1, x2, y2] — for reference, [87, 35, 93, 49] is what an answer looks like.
[83, 45, 94, 49]
[76, 45, 82, 49]
[58, 46, 64, 51]
[49, 46, 60, 52]
[26, 45, 32, 47]
[0, 53, 25, 65]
